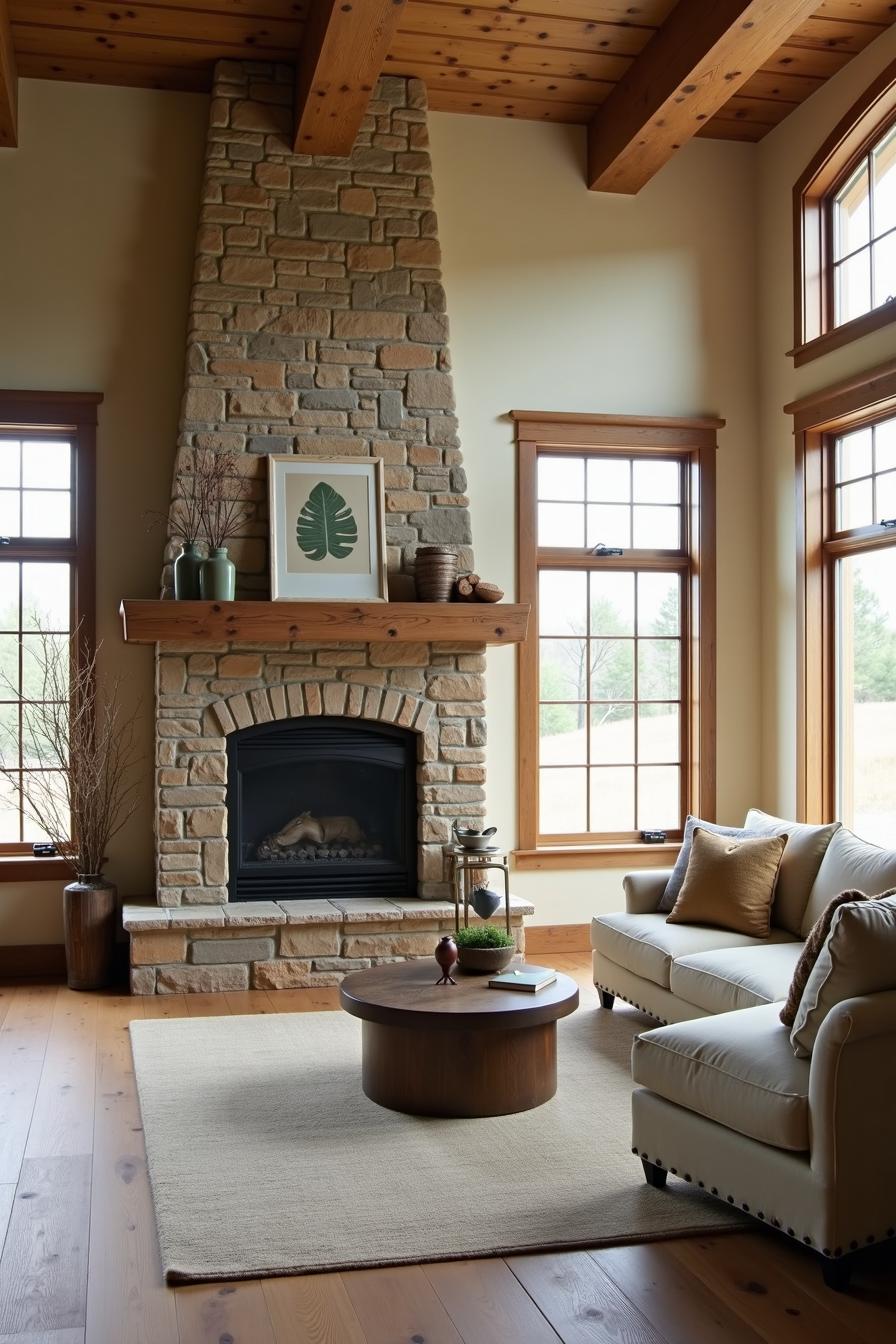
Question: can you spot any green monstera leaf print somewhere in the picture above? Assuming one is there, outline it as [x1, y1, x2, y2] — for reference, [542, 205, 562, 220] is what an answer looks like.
[296, 481, 359, 562]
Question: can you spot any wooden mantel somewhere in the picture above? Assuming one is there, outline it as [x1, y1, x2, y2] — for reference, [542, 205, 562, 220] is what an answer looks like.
[119, 600, 530, 646]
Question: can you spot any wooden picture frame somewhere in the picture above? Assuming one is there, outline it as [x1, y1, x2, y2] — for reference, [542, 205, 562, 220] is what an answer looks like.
[267, 455, 387, 602]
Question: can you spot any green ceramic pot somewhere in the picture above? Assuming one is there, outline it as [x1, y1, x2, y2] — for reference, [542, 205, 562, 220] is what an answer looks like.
[199, 547, 236, 601]
[173, 541, 203, 599]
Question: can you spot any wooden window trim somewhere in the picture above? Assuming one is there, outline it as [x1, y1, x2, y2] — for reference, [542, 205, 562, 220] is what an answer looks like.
[788, 356, 896, 823]
[0, 390, 101, 881]
[792, 56, 896, 366]
[512, 411, 719, 868]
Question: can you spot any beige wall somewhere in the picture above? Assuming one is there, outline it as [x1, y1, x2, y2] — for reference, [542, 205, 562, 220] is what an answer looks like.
[0, 78, 208, 945]
[429, 115, 763, 923]
[757, 26, 896, 821]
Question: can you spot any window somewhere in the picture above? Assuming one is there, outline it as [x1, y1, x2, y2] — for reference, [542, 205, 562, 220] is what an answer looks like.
[831, 124, 896, 326]
[513, 412, 718, 868]
[794, 57, 896, 365]
[792, 359, 896, 839]
[0, 392, 99, 876]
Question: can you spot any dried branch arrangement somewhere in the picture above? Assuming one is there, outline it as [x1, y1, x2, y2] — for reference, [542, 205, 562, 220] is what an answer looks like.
[0, 629, 143, 878]
[150, 448, 251, 552]
[195, 448, 251, 551]
[167, 457, 204, 547]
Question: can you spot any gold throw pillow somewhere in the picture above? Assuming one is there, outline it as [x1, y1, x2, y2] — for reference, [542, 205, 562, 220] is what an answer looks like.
[666, 826, 788, 938]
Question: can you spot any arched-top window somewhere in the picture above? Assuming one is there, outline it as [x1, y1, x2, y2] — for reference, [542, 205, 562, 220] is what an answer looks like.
[794, 58, 896, 366]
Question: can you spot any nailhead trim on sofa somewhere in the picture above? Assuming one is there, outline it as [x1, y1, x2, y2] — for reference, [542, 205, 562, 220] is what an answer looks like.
[596, 980, 669, 1025]
[633, 1148, 896, 1256]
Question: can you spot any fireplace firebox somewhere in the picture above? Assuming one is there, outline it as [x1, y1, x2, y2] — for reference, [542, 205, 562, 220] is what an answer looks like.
[226, 716, 418, 901]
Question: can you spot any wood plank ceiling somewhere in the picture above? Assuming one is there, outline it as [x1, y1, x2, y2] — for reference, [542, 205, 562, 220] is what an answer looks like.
[6, 0, 896, 143]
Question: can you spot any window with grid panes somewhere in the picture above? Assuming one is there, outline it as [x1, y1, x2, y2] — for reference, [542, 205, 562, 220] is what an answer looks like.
[514, 414, 718, 861]
[829, 415, 896, 845]
[831, 121, 896, 326]
[794, 66, 896, 364]
[0, 394, 98, 861]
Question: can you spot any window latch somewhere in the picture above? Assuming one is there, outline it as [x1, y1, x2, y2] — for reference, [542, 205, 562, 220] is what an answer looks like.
[880, 519, 896, 529]
[589, 543, 624, 557]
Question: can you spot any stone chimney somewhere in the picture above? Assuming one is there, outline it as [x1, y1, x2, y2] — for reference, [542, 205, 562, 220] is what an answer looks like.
[163, 61, 474, 596]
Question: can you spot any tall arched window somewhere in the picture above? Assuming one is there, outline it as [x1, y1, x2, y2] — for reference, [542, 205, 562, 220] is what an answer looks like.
[794, 57, 896, 366]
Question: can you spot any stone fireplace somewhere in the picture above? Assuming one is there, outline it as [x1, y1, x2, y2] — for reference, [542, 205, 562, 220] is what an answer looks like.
[123, 60, 532, 993]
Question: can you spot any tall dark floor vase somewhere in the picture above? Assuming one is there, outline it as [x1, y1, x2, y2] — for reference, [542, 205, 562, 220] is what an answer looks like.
[63, 876, 117, 990]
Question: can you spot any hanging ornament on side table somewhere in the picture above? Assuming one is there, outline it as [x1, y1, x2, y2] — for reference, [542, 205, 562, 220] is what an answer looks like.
[470, 884, 502, 921]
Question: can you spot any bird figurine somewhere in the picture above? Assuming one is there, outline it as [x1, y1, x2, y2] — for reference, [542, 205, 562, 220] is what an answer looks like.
[434, 934, 458, 985]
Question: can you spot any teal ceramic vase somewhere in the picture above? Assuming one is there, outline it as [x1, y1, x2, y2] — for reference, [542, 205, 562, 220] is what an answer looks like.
[200, 547, 236, 600]
[173, 541, 203, 600]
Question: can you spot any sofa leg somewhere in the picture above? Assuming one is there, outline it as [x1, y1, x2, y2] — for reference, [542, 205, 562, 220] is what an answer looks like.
[821, 1256, 853, 1293]
[641, 1159, 668, 1189]
[599, 990, 615, 1010]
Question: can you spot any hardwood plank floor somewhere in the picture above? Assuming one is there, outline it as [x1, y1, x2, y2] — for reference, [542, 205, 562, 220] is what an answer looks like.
[0, 964, 891, 1344]
[0, 1155, 90, 1336]
[0, 985, 57, 1184]
[508, 1249, 668, 1344]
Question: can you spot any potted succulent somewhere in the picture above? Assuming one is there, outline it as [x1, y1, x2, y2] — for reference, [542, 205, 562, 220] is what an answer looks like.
[0, 629, 141, 990]
[454, 924, 516, 974]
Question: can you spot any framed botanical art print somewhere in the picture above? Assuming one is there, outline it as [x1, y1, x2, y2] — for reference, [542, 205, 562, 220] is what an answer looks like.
[268, 456, 387, 601]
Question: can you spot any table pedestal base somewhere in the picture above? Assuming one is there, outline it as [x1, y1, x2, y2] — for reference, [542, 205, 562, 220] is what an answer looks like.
[360, 1019, 557, 1117]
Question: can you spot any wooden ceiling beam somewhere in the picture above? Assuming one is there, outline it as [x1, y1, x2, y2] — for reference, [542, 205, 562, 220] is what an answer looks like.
[294, 0, 407, 156]
[0, 0, 17, 148]
[587, 0, 822, 194]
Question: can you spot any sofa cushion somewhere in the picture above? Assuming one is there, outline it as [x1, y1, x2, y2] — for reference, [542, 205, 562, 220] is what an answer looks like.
[666, 828, 787, 938]
[658, 814, 756, 913]
[780, 889, 880, 1027]
[590, 912, 796, 990]
[801, 827, 896, 936]
[670, 942, 804, 1015]
[791, 894, 896, 1057]
[632, 1003, 810, 1151]
[744, 809, 840, 937]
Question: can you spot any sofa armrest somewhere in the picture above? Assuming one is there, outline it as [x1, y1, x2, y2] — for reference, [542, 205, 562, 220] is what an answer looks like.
[623, 869, 673, 915]
[808, 992, 896, 1225]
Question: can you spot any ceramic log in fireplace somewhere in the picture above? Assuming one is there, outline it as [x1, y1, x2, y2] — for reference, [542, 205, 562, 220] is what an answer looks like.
[226, 717, 418, 901]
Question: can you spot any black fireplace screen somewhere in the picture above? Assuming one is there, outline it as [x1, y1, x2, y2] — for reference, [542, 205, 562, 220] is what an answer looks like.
[226, 716, 418, 901]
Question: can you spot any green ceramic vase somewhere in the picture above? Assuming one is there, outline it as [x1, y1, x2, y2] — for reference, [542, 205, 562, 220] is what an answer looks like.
[199, 547, 236, 601]
[173, 541, 203, 600]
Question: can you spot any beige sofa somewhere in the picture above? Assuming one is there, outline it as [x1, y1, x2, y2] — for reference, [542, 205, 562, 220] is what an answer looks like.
[591, 818, 896, 1288]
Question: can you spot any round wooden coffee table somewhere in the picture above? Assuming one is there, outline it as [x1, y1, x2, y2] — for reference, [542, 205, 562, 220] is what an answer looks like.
[340, 959, 579, 1117]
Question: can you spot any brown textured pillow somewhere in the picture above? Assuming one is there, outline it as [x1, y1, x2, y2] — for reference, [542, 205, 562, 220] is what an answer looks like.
[779, 887, 896, 1026]
[666, 826, 788, 938]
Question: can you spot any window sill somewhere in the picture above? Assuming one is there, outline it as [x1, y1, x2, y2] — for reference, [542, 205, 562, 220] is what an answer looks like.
[0, 857, 70, 884]
[512, 843, 681, 871]
[790, 302, 896, 368]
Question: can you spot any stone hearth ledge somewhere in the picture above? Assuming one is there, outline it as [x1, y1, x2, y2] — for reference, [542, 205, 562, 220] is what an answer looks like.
[123, 896, 535, 995]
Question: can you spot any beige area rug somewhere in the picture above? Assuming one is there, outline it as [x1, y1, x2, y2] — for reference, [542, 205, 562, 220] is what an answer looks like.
[130, 1005, 746, 1283]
